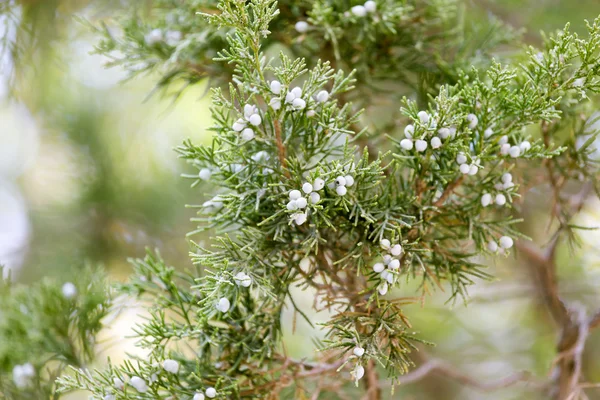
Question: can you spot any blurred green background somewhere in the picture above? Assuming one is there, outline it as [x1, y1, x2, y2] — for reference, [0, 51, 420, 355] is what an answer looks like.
[1, 1, 600, 399]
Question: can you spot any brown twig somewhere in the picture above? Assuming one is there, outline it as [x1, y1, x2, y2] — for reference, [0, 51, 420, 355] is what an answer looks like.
[274, 119, 290, 178]
[433, 175, 465, 208]
[398, 358, 541, 392]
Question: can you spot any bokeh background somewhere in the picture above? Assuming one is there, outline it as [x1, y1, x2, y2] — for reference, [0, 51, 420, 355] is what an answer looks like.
[1, 1, 600, 399]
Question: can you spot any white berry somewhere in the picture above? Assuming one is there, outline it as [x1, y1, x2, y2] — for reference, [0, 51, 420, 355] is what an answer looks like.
[289, 190, 302, 200]
[404, 124, 415, 139]
[199, 168, 212, 181]
[336, 186, 347, 196]
[295, 21, 309, 33]
[484, 128, 493, 138]
[390, 244, 402, 256]
[309, 192, 321, 204]
[487, 240, 498, 252]
[468, 164, 479, 175]
[130, 377, 148, 393]
[417, 111, 430, 124]
[499, 236, 514, 249]
[459, 163, 470, 174]
[431, 137, 442, 149]
[316, 90, 329, 103]
[509, 145, 521, 158]
[232, 119, 246, 132]
[467, 113, 478, 129]
[373, 263, 385, 273]
[500, 143, 511, 155]
[62, 282, 77, 299]
[292, 97, 306, 110]
[302, 182, 313, 194]
[520, 141, 531, 151]
[287, 200, 298, 210]
[270, 80, 281, 94]
[499, 135, 508, 145]
[205, 387, 217, 398]
[269, 98, 281, 110]
[248, 113, 262, 126]
[481, 193, 492, 207]
[353, 346, 365, 357]
[380, 239, 391, 249]
[293, 212, 307, 225]
[400, 139, 413, 150]
[364, 0, 377, 12]
[415, 139, 428, 152]
[313, 178, 325, 191]
[335, 176, 347, 186]
[163, 359, 180, 374]
[216, 297, 230, 313]
[234, 272, 252, 287]
[456, 153, 467, 164]
[241, 128, 255, 141]
[344, 175, 355, 187]
[437, 127, 450, 139]
[388, 259, 400, 270]
[351, 5, 367, 17]
[194, 393, 206, 400]
[296, 197, 308, 209]
[378, 281, 388, 295]
[502, 173, 513, 183]
[495, 193, 506, 206]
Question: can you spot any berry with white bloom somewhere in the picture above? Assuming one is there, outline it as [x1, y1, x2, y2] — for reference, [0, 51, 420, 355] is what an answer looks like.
[295, 197, 308, 209]
[484, 128, 494, 138]
[481, 193, 492, 207]
[293, 212, 308, 225]
[232, 118, 246, 132]
[468, 164, 479, 175]
[313, 178, 325, 191]
[165, 30, 182, 46]
[270, 80, 281, 94]
[504, 181, 515, 189]
[499, 236, 514, 249]
[351, 5, 367, 17]
[163, 359, 180, 374]
[291, 87, 302, 97]
[287, 200, 299, 210]
[309, 192, 321, 204]
[373, 263, 385, 273]
[404, 124, 415, 138]
[380, 239, 391, 249]
[205, 387, 217, 398]
[241, 128, 255, 141]
[499, 135, 508, 145]
[467, 113, 478, 129]
[378, 281, 388, 295]
[382, 270, 394, 284]
[573, 78, 585, 87]
[130, 377, 148, 393]
[285, 91, 295, 103]
[415, 139, 428, 152]
[344, 175, 355, 187]
[400, 139, 413, 150]
[456, 153, 467, 165]
[388, 259, 400, 270]
[353, 346, 365, 357]
[145, 29, 163, 45]
[289, 190, 302, 200]
[62, 282, 77, 299]
[194, 394, 206, 400]
[316, 90, 329, 103]
[509, 145, 521, 158]
[113, 377, 125, 390]
[335, 176, 347, 186]
[104, 395, 115, 400]
[487, 240, 499, 252]
[353, 365, 365, 381]
[336, 186, 348, 196]
[431, 136, 442, 149]
[234, 272, 252, 287]
[382, 254, 392, 265]
[520, 141, 531, 151]
[13, 363, 35, 389]
[199, 168, 212, 181]
[502, 173, 512, 183]
[459, 163, 470, 174]
[216, 297, 231, 313]
[269, 97, 281, 110]
[251, 151, 269, 163]
[292, 97, 306, 110]
[500, 143, 511, 155]
[248, 113, 262, 126]
[437, 127, 450, 139]
[390, 244, 402, 256]
[295, 21, 309, 33]
[495, 193, 506, 206]
[306, 109, 316, 117]
[364, 0, 377, 12]
[417, 111, 430, 124]
[302, 182, 313, 194]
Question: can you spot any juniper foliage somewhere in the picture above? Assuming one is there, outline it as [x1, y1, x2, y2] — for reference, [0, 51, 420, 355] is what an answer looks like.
[2, 0, 600, 399]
